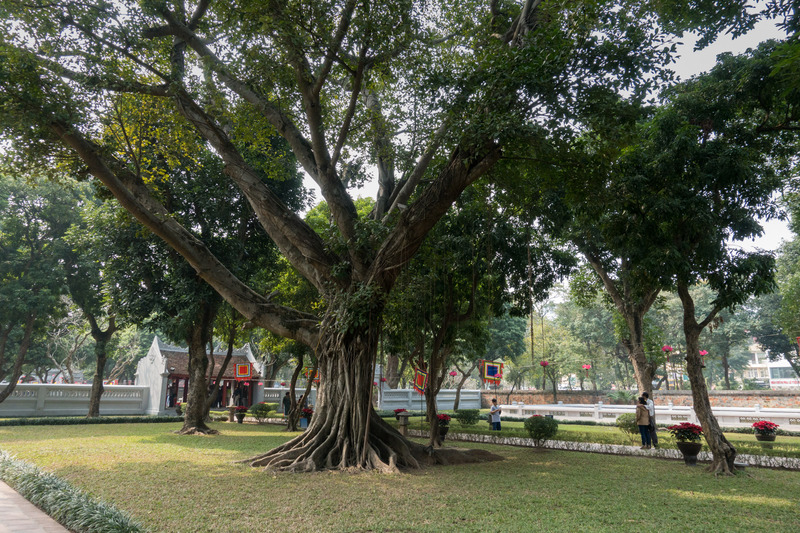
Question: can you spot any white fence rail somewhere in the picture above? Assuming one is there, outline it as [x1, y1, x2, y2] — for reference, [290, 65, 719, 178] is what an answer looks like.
[379, 389, 481, 411]
[500, 402, 800, 431]
[0, 384, 149, 417]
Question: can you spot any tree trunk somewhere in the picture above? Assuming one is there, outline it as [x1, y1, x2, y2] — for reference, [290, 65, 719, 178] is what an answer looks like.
[0, 315, 36, 404]
[87, 315, 117, 418]
[244, 314, 498, 472]
[204, 327, 236, 414]
[677, 282, 736, 475]
[385, 353, 401, 389]
[178, 305, 218, 435]
[721, 353, 731, 390]
[286, 355, 304, 431]
[621, 312, 657, 396]
[453, 360, 478, 410]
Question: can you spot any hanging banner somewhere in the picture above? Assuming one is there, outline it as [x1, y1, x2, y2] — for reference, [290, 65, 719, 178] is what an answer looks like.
[412, 368, 428, 395]
[234, 363, 252, 381]
[303, 367, 320, 384]
[481, 360, 503, 384]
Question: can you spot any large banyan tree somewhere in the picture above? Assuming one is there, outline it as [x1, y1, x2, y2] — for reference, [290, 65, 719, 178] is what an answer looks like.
[0, 0, 759, 471]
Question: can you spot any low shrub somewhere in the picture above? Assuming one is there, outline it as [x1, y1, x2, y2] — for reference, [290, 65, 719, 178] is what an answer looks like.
[0, 451, 146, 532]
[615, 413, 639, 445]
[454, 409, 480, 427]
[249, 402, 273, 423]
[0, 416, 183, 427]
[524, 415, 559, 446]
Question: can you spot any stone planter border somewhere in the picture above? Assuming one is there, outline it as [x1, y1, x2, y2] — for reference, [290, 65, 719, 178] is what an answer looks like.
[407, 429, 800, 471]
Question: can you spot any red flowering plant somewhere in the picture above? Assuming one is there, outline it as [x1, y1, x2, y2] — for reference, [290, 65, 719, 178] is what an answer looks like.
[234, 405, 248, 414]
[752, 420, 779, 435]
[301, 407, 314, 419]
[436, 413, 451, 427]
[667, 422, 704, 442]
[393, 408, 407, 414]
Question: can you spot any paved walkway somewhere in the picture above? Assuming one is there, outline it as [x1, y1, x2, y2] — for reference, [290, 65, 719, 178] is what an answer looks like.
[0, 481, 68, 533]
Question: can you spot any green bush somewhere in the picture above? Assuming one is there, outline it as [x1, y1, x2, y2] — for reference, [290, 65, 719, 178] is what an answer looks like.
[454, 409, 480, 427]
[524, 415, 559, 446]
[249, 402, 273, 423]
[615, 413, 639, 445]
[0, 416, 184, 427]
[607, 390, 637, 404]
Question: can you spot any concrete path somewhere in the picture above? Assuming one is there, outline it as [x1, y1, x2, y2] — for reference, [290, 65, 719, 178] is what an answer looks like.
[0, 481, 68, 533]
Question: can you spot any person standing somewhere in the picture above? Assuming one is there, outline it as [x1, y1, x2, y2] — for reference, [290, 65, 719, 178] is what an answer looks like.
[642, 391, 658, 448]
[490, 398, 502, 431]
[636, 396, 651, 449]
[282, 391, 292, 417]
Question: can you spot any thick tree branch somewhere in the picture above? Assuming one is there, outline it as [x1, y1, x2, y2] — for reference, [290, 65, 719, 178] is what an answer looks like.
[371, 143, 502, 290]
[382, 121, 449, 222]
[49, 120, 320, 347]
[171, 92, 342, 291]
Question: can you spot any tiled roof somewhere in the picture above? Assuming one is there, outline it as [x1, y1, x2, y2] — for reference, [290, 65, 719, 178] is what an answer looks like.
[162, 350, 258, 379]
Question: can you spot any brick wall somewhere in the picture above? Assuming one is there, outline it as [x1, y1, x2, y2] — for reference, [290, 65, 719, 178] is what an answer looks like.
[481, 389, 800, 409]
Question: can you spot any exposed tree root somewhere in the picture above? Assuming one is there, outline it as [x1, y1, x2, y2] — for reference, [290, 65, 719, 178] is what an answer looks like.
[175, 426, 219, 436]
[707, 457, 735, 476]
[240, 414, 502, 473]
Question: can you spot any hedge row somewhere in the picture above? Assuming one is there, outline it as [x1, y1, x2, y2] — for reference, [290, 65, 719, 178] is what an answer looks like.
[0, 416, 184, 427]
[0, 450, 147, 532]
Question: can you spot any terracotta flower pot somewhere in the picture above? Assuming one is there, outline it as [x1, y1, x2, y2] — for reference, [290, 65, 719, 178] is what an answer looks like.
[676, 441, 703, 466]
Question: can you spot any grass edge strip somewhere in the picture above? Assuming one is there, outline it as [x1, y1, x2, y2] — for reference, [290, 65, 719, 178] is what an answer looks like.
[0, 450, 147, 533]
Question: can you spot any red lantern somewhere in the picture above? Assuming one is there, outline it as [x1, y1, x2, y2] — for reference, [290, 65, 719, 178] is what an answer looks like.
[449, 370, 457, 377]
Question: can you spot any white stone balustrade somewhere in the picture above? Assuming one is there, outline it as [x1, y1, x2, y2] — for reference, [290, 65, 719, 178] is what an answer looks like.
[0, 384, 149, 417]
[499, 402, 800, 431]
[379, 389, 482, 412]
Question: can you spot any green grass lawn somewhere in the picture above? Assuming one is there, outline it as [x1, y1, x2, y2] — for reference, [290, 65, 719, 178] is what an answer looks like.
[1, 422, 799, 532]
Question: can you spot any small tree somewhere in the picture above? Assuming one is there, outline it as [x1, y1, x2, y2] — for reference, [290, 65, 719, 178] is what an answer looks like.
[615, 413, 639, 445]
[524, 415, 559, 447]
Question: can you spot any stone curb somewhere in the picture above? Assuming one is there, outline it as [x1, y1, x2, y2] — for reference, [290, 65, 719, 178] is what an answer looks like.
[408, 429, 800, 470]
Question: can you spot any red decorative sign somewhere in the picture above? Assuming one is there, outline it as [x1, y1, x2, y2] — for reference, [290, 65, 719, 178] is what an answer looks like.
[413, 368, 428, 395]
[234, 363, 252, 381]
[481, 360, 503, 384]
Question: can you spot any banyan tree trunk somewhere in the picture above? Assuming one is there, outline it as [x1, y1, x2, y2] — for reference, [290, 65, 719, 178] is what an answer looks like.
[243, 315, 500, 472]
[678, 283, 736, 474]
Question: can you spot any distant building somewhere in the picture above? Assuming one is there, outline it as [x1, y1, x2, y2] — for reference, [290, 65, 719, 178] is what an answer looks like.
[134, 336, 263, 415]
[743, 343, 800, 390]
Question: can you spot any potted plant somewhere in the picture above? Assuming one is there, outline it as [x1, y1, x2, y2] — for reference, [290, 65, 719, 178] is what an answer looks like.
[175, 401, 183, 416]
[393, 408, 407, 420]
[234, 405, 248, 423]
[752, 420, 779, 444]
[667, 422, 704, 466]
[436, 414, 451, 441]
[300, 407, 313, 429]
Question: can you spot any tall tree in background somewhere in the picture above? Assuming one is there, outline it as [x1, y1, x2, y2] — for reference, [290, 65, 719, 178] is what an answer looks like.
[619, 45, 797, 473]
[0, 0, 763, 471]
[0, 176, 76, 402]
